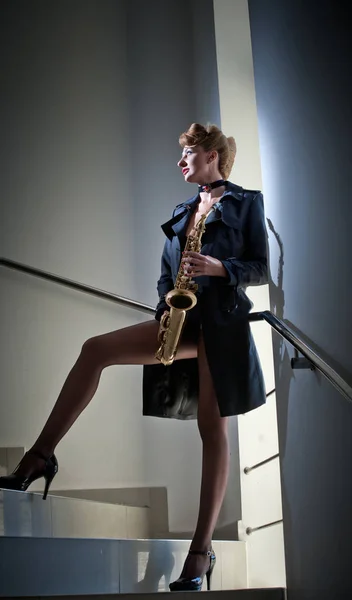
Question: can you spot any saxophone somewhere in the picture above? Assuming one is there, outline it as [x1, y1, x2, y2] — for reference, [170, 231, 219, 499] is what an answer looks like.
[155, 207, 215, 366]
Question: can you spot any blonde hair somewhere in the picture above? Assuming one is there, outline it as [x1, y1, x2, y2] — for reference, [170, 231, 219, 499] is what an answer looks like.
[179, 123, 236, 180]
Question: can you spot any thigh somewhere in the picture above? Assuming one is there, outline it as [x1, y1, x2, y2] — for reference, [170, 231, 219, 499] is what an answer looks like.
[197, 333, 228, 429]
[88, 319, 198, 367]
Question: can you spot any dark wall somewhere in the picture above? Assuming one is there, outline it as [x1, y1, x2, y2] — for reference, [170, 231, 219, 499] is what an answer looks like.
[248, 1, 352, 598]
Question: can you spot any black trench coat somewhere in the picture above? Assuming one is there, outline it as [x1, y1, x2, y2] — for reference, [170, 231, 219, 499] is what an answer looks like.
[143, 181, 268, 420]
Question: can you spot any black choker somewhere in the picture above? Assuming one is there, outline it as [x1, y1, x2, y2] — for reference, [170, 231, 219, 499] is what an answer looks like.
[198, 179, 226, 193]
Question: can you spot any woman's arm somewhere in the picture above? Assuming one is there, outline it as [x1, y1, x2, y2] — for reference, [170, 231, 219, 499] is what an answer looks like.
[221, 192, 268, 287]
[155, 239, 174, 321]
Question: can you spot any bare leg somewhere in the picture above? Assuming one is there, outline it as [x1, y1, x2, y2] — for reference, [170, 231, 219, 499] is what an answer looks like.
[180, 333, 230, 580]
[16, 320, 197, 476]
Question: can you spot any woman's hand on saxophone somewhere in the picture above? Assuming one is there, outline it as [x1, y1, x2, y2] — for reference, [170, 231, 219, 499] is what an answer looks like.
[182, 251, 228, 278]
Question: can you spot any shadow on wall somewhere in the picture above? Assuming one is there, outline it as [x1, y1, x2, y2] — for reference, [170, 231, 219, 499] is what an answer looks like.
[132, 541, 175, 592]
[267, 217, 293, 451]
[267, 217, 296, 575]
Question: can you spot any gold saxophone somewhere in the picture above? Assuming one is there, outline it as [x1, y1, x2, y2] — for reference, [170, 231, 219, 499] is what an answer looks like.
[155, 207, 215, 366]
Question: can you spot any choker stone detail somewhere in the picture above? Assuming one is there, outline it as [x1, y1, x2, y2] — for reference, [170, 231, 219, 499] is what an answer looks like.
[198, 179, 226, 193]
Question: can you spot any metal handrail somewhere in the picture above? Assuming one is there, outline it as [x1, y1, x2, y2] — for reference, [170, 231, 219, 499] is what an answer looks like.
[1, 256, 352, 405]
[246, 519, 283, 535]
[0, 257, 155, 316]
[248, 311, 352, 405]
[244, 453, 280, 475]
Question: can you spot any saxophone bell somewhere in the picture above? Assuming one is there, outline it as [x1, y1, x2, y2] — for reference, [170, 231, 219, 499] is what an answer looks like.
[166, 288, 197, 311]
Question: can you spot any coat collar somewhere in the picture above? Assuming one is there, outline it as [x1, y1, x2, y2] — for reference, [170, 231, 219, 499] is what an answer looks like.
[161, 182, 244, 240]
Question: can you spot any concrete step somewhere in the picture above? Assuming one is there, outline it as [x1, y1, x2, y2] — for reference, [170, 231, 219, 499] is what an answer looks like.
[0, 537, 247, 596]
[49, 486, 169, 539]
[53, 488, 239, 541]
[0, 488, 151, 539]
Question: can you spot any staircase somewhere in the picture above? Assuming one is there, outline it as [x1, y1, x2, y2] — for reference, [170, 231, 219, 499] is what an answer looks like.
[0, 489, 285, 598]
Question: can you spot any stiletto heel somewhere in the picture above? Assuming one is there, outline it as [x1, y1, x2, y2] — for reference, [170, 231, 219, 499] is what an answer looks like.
[205, 556, 216, 591]
[42, 471, 56, 500]
[169, 549, 216, 592]
[0, 450, 58, 500]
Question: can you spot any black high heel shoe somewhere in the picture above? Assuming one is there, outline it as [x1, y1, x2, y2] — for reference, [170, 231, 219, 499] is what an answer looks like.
[169, 549, 216, 592]
[0, 450, 58, 500]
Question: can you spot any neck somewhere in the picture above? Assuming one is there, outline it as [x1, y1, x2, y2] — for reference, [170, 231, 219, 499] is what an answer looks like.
[198, 178, 226, 203]
[199, 187, 225, 202]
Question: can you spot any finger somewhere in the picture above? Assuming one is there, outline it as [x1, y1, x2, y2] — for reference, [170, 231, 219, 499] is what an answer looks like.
[183, 265, 195, 275]
[190, 268, 204, 276]
[183, 251, 203, 259]
[188, 267, 202, 275]
[182, 256, 203, 265]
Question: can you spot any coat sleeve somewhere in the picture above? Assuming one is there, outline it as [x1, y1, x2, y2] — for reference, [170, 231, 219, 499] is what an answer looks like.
[155, 238, 174, 321]
[221, 192, 268, 287]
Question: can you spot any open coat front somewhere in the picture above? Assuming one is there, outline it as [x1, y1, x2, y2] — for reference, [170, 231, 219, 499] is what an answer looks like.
[143, 182, 268, 420]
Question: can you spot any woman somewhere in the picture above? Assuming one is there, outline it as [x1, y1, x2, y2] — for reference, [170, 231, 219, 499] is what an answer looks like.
[0, 123, 268, 591]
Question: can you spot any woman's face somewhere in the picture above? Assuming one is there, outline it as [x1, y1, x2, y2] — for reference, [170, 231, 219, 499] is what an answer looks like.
[177, 145, 217, 184]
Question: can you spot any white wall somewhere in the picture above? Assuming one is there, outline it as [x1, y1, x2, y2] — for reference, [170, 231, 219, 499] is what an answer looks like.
[0, 0, 144, 491]
[213, 0, 286, 588]
[0, 0, 241, 534]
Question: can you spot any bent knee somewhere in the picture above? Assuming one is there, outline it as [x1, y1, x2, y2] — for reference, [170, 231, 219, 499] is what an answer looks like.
[80, 335, 111, 368]
[81, 336, 100, 359]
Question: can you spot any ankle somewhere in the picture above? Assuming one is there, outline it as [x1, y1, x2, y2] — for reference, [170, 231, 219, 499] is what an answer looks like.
[189, 541, 212, 553]
[28, 446, 53, 461]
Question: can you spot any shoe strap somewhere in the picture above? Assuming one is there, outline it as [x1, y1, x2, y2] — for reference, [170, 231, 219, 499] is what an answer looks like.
[27, 450, 51, 462]
[188, 550, 213, 557]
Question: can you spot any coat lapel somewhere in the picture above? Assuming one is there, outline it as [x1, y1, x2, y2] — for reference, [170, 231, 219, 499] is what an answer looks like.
[161, 211, 188, 240]
[205, 183, 244, 228]
[161, 182, 245, 239]
[161, 194, 199, 240]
